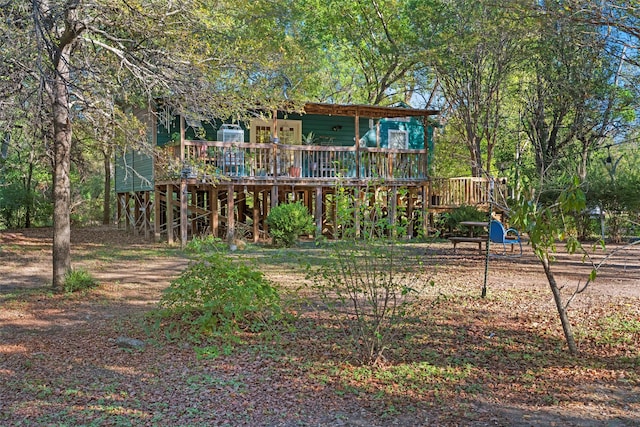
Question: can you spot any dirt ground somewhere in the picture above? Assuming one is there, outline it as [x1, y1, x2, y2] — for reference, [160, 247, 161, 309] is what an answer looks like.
[1, 226, 639, 426]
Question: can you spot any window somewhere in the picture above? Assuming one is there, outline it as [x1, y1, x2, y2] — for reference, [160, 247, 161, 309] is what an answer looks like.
[250, 119, 302, 144]
[388, 129, 408, 149]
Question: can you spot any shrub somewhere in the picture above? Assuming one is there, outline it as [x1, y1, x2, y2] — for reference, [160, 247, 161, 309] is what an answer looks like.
[64, 268, 98, 293]
[185, 234, 226, 254]
[437, 205, 487, 235]
[266, 202, 314, 247]
[307, 240, 432, 366]
[156, 253, 282, 342]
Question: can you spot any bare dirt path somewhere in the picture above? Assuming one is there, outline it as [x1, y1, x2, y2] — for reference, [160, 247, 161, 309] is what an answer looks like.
[1, 226, 639, 426]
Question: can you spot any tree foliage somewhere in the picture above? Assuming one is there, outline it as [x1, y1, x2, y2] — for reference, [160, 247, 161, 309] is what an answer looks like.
[295, 0, 432, 105]
[0, 0, 314, 289]
[412, 0, 527, 177]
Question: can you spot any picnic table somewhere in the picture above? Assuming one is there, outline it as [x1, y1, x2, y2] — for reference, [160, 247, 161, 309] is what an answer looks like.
[449, 221, 488, 253]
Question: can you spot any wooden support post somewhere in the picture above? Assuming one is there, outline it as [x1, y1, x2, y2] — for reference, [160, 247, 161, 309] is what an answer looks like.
[354, 186, 361, 238]
[154, 187, 161, 242]
[210, 187, 218, 238]
[116, 193, 122, 229]
[271, 185, 278, 209]
[331, 191, 338, 239]
[125, 193, 131, 232]
[166, 184, 174, 244]
[144, 191, 151, 239]
[190, 187, 197, 237]
[253, 188, 260, 242]
[304, 189, 312, 211]
[227, 183, 235, 243]
[390, 186, 397, 238]
[238, 190, 247, 224]
[407, 188, 415, 238]
[263, 190, 269, 236]
[180, 179, 188, 249]
[315, 186, 323, 238]
[422, 184, 428, 236]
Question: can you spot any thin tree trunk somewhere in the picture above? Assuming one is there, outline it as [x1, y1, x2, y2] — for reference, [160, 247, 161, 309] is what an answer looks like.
[541, 254, 578, 355]
[103, 148, 112, 225]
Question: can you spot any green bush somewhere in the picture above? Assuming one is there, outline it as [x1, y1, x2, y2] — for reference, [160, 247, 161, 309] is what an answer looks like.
[64, 268, 98, 293]
[437, 205, 487, 235]
[185, 234, 226, 254]
[157, 253, 282, 341]
[266, 201, 314, 247]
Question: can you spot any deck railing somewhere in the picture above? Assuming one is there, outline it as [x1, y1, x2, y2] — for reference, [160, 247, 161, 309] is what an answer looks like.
[428, 177, 508, 208]
[169, 140, 428, 181]
[156, 140, 500, 209]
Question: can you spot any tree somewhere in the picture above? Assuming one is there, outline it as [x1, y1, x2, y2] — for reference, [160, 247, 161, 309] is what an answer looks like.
[411, 0, 526, 177]
[296, 0, 433, 106]
[511, 178, 588, 355]
[0, 0, 308, 290]
[0, 125, 51, 229]
[517, 1, 636, 185]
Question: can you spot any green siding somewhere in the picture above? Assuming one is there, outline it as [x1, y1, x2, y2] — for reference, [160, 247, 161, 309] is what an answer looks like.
[297, 114, 370, 146]
[115, 150, 154, 193]
[378, 117, 425, 149]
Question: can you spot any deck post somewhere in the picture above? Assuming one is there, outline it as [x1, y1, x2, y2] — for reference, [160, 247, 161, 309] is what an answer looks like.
[166, 184, 174, 244]
[271, 185, 278, 209]
[144, 191, 151, 239]
[422, 184, 428, 236]
[180, 179, 188, 248]
[331, 190, 338, 239]
[315, 186, 323, 237]
[125, 193, 131, 232]
[354, 186, 361, 238]
[252, 188, 259, 242]
[407, 188, 414, 238]
[227, 183, 235, 243]
[116, 193, 122, 229]
[210, 187, 218, 238]
[390, 186, 397, 238]
[154, 187, 161, 242]
[263, 190, 269, 236]
[134, 192, 141, 236]
[190, 187, 197, 238]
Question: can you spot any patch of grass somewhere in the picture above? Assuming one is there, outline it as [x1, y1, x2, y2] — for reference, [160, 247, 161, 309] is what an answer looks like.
[186, 373, 246, 392]
[593, 314, 640, 346]
[64, 268, 98, 293]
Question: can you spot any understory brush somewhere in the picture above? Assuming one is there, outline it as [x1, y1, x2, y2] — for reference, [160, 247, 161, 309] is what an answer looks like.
[148, 251, 284, 349]
[305, 240, 434, 366]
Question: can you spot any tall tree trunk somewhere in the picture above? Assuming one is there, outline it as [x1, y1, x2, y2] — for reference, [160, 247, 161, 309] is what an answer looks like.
[50, 40, 75, 290]
[103, 148, 112, 225]
[541, 254, 578, 355]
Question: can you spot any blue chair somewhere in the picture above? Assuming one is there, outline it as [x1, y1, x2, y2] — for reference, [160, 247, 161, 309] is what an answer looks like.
[489, 220, 522, 256]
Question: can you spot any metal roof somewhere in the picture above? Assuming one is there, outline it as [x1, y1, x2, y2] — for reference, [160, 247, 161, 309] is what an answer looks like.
[303, 102, 439, 118]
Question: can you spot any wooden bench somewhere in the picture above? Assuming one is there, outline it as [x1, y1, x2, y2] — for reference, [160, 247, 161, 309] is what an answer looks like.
[449, 236, 485, 253]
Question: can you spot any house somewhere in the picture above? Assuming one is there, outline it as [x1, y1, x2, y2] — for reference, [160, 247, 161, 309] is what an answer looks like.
[114, 102, 494, 246]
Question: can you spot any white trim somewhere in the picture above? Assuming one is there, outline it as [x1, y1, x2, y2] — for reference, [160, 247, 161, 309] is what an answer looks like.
[250, 119, 302, 144]
[388, 129, 408, 149]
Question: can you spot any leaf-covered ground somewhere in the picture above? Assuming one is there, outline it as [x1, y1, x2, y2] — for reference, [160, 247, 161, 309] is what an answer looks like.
[1, 226, 639, 426]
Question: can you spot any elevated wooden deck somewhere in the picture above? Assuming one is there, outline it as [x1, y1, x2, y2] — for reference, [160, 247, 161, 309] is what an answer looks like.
[118, 140, 500, 245]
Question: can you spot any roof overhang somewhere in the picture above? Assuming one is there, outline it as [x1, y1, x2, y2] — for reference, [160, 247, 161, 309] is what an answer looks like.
[303, 102, 439, 118]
